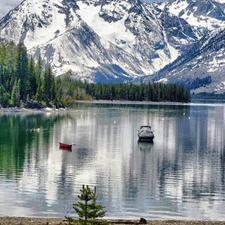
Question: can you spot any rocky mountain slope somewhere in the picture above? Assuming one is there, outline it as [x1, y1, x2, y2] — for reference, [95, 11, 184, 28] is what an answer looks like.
[144, 0, 225, 93]
[0, 0, 225, 92]
[144, 27, 225, 93]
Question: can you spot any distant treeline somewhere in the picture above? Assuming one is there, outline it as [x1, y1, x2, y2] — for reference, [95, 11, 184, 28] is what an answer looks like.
[186, 76, 212, 90]
[191, 92, 225, 99]
[80, 81, 190, 102]
[0, 40, 190, 108]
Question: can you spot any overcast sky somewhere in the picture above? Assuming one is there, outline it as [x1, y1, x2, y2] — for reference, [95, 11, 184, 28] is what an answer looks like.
[0, 0, 164, 19]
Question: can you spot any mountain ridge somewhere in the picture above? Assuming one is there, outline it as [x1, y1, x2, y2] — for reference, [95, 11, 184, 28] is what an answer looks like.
[0, 0, 225, 92]
[146, 26, 225, 93]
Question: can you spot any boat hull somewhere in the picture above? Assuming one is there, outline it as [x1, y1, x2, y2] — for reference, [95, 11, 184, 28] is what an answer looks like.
[138, 136, 154, 142]
[59, 142, 72, 150]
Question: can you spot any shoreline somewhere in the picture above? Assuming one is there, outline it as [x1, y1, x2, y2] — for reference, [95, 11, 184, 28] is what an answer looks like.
[0, 217, 225, 225]
[0, 100, 222, 114]
[74, 100, 191, 105]
[0, 106, 68, 112]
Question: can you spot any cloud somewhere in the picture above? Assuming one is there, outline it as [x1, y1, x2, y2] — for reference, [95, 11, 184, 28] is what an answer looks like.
[0, 0, 22, 19]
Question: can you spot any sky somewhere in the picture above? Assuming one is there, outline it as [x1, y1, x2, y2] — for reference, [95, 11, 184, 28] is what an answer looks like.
[0, 0, 164, 19]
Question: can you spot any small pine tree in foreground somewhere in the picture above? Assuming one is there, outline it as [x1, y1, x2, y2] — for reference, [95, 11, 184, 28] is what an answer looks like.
[66, 185, 108, 225]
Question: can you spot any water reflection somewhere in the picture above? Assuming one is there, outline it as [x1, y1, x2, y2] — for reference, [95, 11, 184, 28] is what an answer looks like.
[138, 141, 154, 151]
[1, 103, 225, 220]
[0, 112, 73, 178]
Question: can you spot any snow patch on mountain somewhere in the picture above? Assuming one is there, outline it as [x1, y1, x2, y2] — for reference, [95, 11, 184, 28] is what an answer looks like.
[215, 0, 225, 3]
[162, 0, 225, 31]
[167, 0, 189, 15]
[77, 1, 136, 53]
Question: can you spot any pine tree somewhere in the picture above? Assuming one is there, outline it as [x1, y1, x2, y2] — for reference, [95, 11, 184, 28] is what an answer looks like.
[66, 185, 107, 225]
[54, 77, 63, 108]
[35, 56, 43, 103]
[10, 79, 21, 107]
[0, 84, 9, 107]
[27, 56, 37, 99]
[15, 43, 28, 101]
[42, 65, 55, 106]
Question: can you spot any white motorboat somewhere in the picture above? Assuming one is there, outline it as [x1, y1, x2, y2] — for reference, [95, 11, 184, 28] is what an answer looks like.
[138, 125, 154, 141]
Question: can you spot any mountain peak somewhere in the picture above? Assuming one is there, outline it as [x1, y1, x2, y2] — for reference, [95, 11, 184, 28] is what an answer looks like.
[163, 0, 225, 30]
[0, 0, 80, 49]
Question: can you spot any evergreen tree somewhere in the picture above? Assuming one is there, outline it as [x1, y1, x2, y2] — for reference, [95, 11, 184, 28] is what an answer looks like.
[27, 56, 37, 99]
[61, 70, 78, 106]
[54, 77, 63, 108]
[15, 43, 28, 101]
[0, 84, 9, 107]
[42, 65, 55, 106]
[10, 79, 21, 107]
[66, 185, 107, 225]
[35, 56, 43, 103]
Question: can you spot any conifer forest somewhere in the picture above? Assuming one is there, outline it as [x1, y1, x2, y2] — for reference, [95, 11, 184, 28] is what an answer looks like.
[0, 41, 190, 108]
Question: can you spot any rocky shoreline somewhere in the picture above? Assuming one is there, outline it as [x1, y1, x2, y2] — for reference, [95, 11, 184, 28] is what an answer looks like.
[0, 217, 225, 225]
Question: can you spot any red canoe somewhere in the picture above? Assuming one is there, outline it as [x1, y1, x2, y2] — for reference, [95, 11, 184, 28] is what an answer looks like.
[59, 142, 72, 150]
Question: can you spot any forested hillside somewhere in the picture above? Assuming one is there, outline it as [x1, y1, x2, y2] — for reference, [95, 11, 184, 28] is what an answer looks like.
[0, 41, 190, 108]
[0, 41, 65, 108]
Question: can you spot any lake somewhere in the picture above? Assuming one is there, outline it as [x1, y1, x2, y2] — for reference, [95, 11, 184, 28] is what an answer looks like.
[0, 101, 225, 220]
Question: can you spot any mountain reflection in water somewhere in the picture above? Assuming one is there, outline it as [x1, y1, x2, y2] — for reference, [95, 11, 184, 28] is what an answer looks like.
[0, 102, 225, 221]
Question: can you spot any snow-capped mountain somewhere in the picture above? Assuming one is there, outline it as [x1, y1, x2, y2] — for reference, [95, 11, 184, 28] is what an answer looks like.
[138, 0, 225, 93]
[0, 0, 225, 92]
[144, 27, 225, 93]
[0, 0, 200, 83]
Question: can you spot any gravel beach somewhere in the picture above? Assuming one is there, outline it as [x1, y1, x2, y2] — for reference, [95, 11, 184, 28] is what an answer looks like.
[0, 218, 225, 225]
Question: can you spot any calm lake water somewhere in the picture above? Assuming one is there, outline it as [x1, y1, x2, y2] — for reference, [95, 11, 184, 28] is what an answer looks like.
[1, 101, 225, 220]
